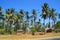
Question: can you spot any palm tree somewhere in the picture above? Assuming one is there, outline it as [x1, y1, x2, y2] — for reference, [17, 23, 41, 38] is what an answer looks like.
[13, 14, 18, 33]
[19, 9, 24, 29]
[42, 3, 49, 34]
[25, 11, 29, 31]
[9, 8, 15, 34]
[50, 8, 56, 26]
[4, 9, 10, 32]
[42, 3, 48, 28]
[0, 7, 4, 28]
[37, 19, 41, 32]
[25, 11, 29, 27]
[4, 8, 14, 34]
[32, 9, 37, 27]
[16, 13, 21, 29]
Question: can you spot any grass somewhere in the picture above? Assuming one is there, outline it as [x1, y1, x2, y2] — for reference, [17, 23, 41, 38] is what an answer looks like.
[0, 33, 60, 40]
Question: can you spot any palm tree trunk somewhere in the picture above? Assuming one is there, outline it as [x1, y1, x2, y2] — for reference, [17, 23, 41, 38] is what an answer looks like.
[49, 17, 50, 28]
[2, 20, 4, 29]
[33, 18, 34, 27]
[9, 23, 12, 34]
[54, 21, 55, 25]
[43, 19, 45, 27]
[44, 19, 46, 34]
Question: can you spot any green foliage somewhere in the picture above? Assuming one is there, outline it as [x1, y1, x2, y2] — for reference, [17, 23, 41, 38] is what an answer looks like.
[22, 24, 27, 34]
[53, 21, 60, 33]
[55, 29, 60, 33]
[0, 3, 58, 35]
[40, 27, 45, 32]
[30, 27, 36, 35]
[0, 29, 5, 34]
[54, 21, 60, 29]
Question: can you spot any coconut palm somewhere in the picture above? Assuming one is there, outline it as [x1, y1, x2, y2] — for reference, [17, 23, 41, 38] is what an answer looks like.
[32, 9, 37, 27]
[25, 11, 29, 27]
[9, 8, 15, 34]
[4, 8, 14, 34]
[13, 14, 18, 33]
[42, 3, 49, 34]
[0, 7, 4, 28]
[42, 3, 49, 27]
[19, 9, 24, 28]
[50, 8, 56, 26]
[37, 19, 41, 32]
[4, 9, 10, 32]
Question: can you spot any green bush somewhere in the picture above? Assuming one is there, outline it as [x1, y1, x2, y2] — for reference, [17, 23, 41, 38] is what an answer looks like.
[40, 27, 45, 32]
[30, 27, 36, 35]
[55, 29, 60, 33]
[0, 29, 5, 34]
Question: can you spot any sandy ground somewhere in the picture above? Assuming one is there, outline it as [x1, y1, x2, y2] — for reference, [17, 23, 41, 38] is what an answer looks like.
[0, 33, 60, 40]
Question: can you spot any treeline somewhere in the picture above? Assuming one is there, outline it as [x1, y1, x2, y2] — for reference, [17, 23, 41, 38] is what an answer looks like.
[0, 3, 60, 35]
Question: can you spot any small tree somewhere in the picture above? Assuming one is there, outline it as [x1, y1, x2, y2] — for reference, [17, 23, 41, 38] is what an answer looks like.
[30, 27, 36, 35]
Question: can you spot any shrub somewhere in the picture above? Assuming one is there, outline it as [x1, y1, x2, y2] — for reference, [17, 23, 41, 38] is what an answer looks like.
[30, 27, 36, 35]
[0, 29, 5, 34]
[40, 27, 45, 32]
[55, 29, 60, 33]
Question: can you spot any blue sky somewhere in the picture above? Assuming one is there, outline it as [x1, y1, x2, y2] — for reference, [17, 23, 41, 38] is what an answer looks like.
[0, 0, 60, 25]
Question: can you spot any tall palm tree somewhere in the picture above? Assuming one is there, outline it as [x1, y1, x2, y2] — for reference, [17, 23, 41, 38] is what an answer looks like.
[42, 3, 49, 28]
[4, 8, 14, 34]
[25, 11, 30, 32]
[13, 13, 18, 33]
[50, 8, 56, 26]
[0, 7, 4, 28]
[25, 11, 29, 26]
[16, 13, 21, 29]
[19, 9, 24, 28]
[37, 19, 41, 32]
[4, 9, 10, 32]
[32, 9, 37, 27]
[42, 3, 49, 34]
[9, 8, 15, 34]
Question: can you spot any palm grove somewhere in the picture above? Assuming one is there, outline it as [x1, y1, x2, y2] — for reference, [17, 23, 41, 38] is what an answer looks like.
[0, 3, 60, 35]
